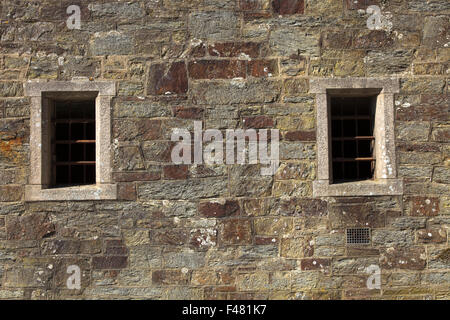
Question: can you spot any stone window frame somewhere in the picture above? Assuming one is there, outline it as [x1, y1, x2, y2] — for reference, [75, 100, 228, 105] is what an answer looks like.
[310, 77, 403, 197]
[24, 81, 117, 201]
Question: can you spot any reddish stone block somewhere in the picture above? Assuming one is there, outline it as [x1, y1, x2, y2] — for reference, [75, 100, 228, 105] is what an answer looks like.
[163, 165, 189, 180]
[6, 213, 55, 240]
[220, 218, 252, 245]
[321, 31, 353, 49]
[189, 43, 207, 58]
[243, 116, 274, 129]
[190, 229, 218, 249]
[411, 196, 439, 216]
[248, 59, 278, 77]
[255, 236, 278, 245]
[117, 183, 136, 201]
[152, 270, 190, 285]
[172, 106, 204, 119]
[272, 0, 304, 15]
[113, 172, 161, 182]
[188, 60, 246, 79]
[208, 42, 262, 58]
[396, 104, 449, 121]
[92, 256, 128, 270]
[199, 200, 241, 218]
[417, 228, 447, 244]
[300, 258, 331, 271]
[380, 247, 426, 270]
[284, 130, 316, 141]
[240, 0, 263, 10]
[147, 61, 188, 95]
[353, 30, 393, 49]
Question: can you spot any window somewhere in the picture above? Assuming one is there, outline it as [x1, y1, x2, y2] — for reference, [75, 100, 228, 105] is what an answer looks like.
[52, 97, 96, 187]
[310, 78, 403, 197]
[24, 81, 117, 201]
[330, 96, 376, 183]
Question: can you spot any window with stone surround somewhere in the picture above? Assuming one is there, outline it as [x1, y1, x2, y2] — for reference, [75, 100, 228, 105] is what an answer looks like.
[310, 78, 403, 197]
[24, 81, 117, 201]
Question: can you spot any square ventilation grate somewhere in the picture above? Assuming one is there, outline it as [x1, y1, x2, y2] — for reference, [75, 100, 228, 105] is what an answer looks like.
[346, 228, 371, 245]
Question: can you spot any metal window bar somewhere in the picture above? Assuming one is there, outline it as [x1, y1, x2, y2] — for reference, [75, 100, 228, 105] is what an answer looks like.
[331, 97, 375, 183]
[52, 101, 96, 186]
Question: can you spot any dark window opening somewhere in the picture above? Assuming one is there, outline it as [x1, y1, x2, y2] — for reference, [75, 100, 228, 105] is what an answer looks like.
[331, 97, 376, 183]
[346, 227, 371, 245]
[52, 100, 96, 187]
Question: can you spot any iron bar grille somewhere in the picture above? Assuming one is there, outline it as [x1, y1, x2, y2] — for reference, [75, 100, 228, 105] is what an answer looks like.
[52, 100, 96, 186]
[346, 228, 371, 245]
[330, 97, 375, 183]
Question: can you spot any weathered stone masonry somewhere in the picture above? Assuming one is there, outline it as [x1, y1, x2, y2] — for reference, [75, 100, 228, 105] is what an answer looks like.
[0, 0, 449, 299]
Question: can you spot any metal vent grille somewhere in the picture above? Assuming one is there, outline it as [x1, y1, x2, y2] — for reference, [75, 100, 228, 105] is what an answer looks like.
[346, 228, 371, 245]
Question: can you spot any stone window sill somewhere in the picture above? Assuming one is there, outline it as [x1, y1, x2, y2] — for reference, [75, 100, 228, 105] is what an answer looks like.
[25, 184, 117, 201]
[313, 179, 403, 197]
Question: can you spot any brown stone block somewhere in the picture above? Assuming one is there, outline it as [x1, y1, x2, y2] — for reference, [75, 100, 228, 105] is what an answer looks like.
[321, 31, 353, 49]
[380, 247, 426, 270]
[92, 256, 128, 270]
[152, 270, 190, 285]
[6, 213, 55, 240]
[300, 258, 331, 272]
[219, 218, 252, 245]
[188, 60, 246, 80]
[190, 228, 217, 249]
[199, 200, 240, 218]
[329, 203, 385, 228]
[248, 59, 278, 77]
[255, 236, 278, 245]
[396, 104, 449, 121]
[117, 183, 136, 201]
[172, 106, 204, 120]
[410, 196, 440, 216]
[163, 165, 189, 180]
[243, 115, 274, 129]
[283, 130, 316, 141]
[272, 0, 304, 15]
[353, 30, 393, 49]
[147, 61, 188, 95]
[417, 227, 447, 244]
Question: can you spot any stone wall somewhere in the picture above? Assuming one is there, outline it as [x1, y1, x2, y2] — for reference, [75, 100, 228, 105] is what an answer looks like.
[0, 0, 449, 299]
